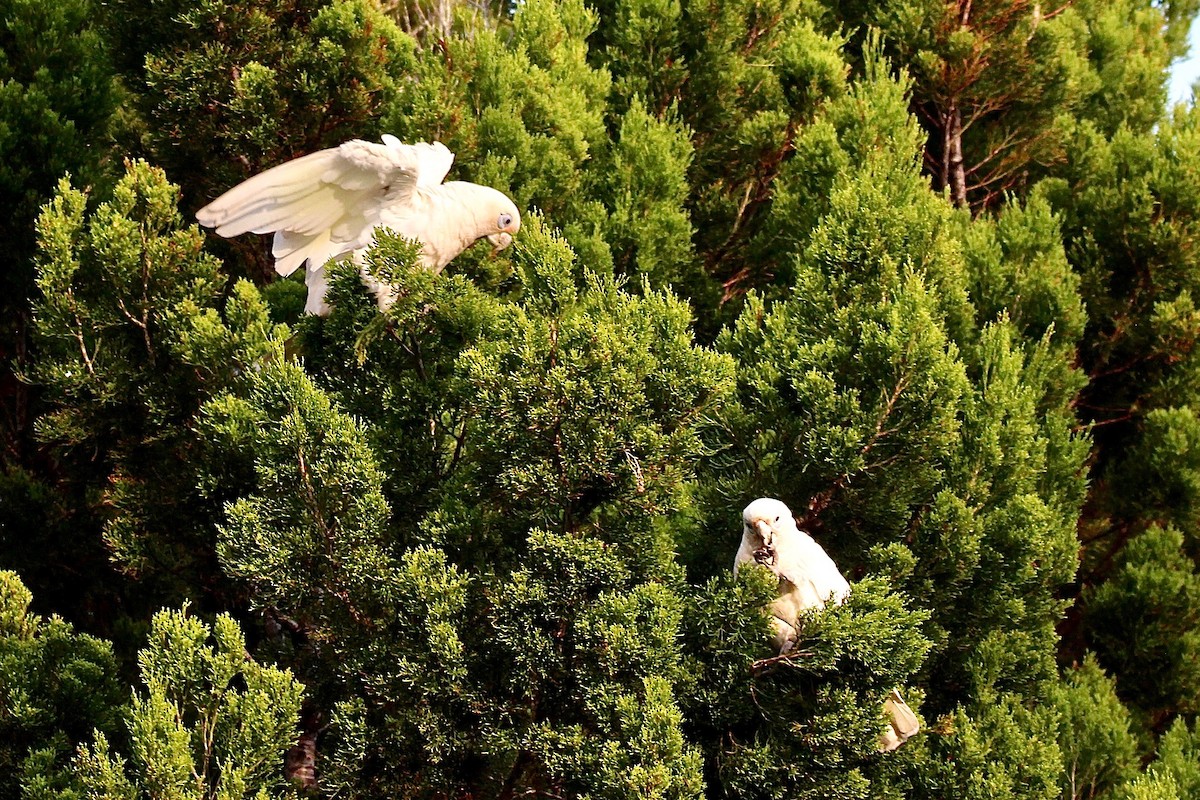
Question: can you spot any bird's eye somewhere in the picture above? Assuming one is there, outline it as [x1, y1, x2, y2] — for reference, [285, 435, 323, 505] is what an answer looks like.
[498, 213, 513, 229]
[775, 516, 780, 522]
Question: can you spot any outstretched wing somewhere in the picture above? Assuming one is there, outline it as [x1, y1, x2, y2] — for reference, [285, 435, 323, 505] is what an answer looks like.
[196, 138, 455, 276]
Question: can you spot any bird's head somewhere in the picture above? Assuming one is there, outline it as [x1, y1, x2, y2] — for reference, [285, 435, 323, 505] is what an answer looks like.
[742, 497, 795, 549]
[483, 192, 521, 255]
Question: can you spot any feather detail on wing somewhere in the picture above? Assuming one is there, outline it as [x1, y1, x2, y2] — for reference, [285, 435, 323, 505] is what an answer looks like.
[196, 139, 455, 276]
[772, 530, 852, 611]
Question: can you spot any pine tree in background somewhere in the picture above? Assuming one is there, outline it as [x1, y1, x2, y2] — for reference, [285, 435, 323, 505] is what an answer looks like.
[1144, 717, 1200, 796]
[590, 0, 849, 298]
[820, 0, 1200, 774]
[1084, 525, 1200, 725]
[829, 0, 1092, 209]
[1036, 102, 1200, 734]
[0, 0, 117, 277]
[821, 0, 1193, 210]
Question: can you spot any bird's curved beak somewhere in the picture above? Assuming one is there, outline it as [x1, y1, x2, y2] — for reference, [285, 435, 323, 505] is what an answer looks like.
[486, 232, 513, 256]
[754, 519, 773, 547]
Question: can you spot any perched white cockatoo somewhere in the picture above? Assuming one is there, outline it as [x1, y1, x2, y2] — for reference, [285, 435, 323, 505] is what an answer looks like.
[196, 136, 521, 315]
[734, 497, 920, 752]
[735, 497, 850, 651]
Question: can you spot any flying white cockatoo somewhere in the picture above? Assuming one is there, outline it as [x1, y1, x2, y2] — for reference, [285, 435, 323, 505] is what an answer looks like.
[196, 136, 521, 315]
[734, 497, 920, 752]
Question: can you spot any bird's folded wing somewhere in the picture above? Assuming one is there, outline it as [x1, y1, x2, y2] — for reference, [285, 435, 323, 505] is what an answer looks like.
[732, 537, 757, 575]
[773, 547, 851, 611]
[196, 139, 455, 276]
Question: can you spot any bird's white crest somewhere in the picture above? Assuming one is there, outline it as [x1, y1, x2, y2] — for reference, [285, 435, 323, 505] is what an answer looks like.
[196, 138, 521, 314]
[733, 497, 919, 752]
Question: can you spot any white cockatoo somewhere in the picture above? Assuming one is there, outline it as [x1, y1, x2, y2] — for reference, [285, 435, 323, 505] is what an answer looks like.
[196, 136, 521, 315]
[735, 497, 851, 651]
[734, 497, 920, 752]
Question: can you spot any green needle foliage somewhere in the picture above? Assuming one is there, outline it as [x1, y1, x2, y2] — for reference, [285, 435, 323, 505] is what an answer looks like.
[1084, 525, 1200, 724]
[74, 606, 303, 800]
[99, 0, 418, 282]
[1050, 656, 1140, 800]
[0, 572, 123, 800]
[0, 0, 121, 572]
[25, 159, 287, 612]
[1145, 717, 1200, 796]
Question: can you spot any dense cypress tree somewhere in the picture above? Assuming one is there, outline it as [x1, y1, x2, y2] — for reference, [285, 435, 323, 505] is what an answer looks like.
[5, 0, 1200, 797]
[1034, 87, 1200, 739]
[0, 0, 121, 593]
[23, 161, 287, 614]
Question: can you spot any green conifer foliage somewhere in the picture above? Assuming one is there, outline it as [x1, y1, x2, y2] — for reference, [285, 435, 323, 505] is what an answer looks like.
[10, 0, 1200, 796]
[1050, 656, 1140, 800]
[821, 0, 1095, 208]
[384, 0, 710, 303]
[297, 235, 506, 520]
[1034, 101, 1200, 731]
[1111, 772, 1182, 800]
[1069, 0, 1182, 136]
[192, 225, 732, 798]
[825, 0, 1189, 210]
[0, 572, 123, 800]
[592, 0, 849, 295]
[432, 223, 735, 562]
[202, 361, 397, 631]
[959, 195, 1086, 351]
[200, 353, 476, 791]
[74, 606, 304, 800]
[1145, 717, 1200, 796]
[706, 59, 1084, 799]
[910, 692, 1062, 800]
[27, 161, 287, 605]
[737, 49, 927, 299]
[1037, 110, 1200, 527]
[385, 0, 614, 265]
[601, 100, 696, 292]
[0, 0, 117, 303]
[684, 576, 930, 800]
[0, 0, 120, 524]
[1084, 525, 1200, 724]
